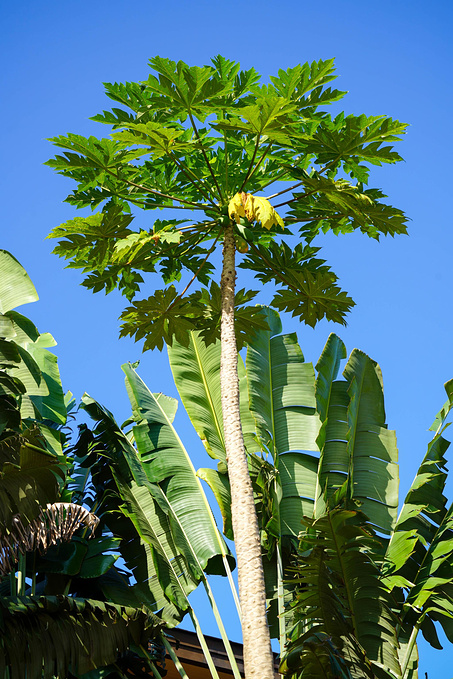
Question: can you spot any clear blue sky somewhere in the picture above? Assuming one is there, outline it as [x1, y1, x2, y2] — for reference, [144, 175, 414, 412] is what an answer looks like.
[2, 0, 453, 674]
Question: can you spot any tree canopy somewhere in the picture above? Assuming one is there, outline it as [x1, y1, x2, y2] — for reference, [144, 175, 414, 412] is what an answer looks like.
[47, 56, 408, 350]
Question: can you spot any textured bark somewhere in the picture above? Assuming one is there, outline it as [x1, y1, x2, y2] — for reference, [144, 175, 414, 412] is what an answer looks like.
[220, 221, 275, 679]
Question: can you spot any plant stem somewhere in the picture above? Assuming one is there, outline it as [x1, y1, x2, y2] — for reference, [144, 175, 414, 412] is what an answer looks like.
[161, 636, 191, 679]
[265, 180, 306, 200]
[188, 111, 224, 200]
[140, 644, 164, 679]
[222, 553, 242, 620]
[149, 662, 164, 679]
[17, 552, 26, 595]
[400, 622, 420, 678]
[202, 579, 242, 679]
[166, 230, 220, 313]
[189, 608, 222, 679]
[106, 168, 208, 210]
[31, 551, 37, 595]
[9, 570, 16, 596]
[276, 542, 287, 651]
[242, 141, 272, 190]
[222, 111, 229, 196]
[239, 135, 261, 192]
[169, 151, 218, 207]
[220, 221, 275, 679]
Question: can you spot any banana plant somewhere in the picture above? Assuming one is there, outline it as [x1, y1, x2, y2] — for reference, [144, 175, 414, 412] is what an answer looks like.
[280, 379, 453, 679]
[76, 365, 243, 679]
[0, 249, 69, 567]
[167, 313, 453, 678]
[0, 251, 164, 679]
[381, 381, 453, 678]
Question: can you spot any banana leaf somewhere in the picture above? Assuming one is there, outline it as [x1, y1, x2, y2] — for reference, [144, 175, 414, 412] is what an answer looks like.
[280, 630, 354, 679]
[80, 395, 199, 626]
[122, 362, 234, 576]
[317, 348, 399, 536]
[0, 250, 38, 314]
[0, 426, 66, 532]
[167, 330, 257, 464]
[384, 380, 453, 660]
[246, 307, 321, 538]
[0, 255, 66, 426]
[313, 332, 347, 518]
[0, 314, 67, 424]
[0, 595, 162, 679]
[281, 509, 401, 679]
[81, 382, 242, 677]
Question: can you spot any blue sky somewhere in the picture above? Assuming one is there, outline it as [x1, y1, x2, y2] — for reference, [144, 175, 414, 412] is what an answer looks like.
[2, 0, 453, 673]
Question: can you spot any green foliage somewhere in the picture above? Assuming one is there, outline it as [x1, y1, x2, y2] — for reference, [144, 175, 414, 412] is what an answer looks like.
[0, 252, 166, 679]
[0, 252, 68, 531]
[73, 363, 235, 627]
[281, 510, 400, 679]
[120, 282, 269, 350]
[47, 56, 407, 349]
[165, 315, 453, 676]
[0, 595, 162, 679]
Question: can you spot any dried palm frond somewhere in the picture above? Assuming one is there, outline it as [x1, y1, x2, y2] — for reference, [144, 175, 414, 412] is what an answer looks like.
[0, 502, 99, 576]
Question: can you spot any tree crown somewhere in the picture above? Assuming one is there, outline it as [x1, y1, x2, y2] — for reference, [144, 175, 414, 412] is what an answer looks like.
[47, 56, 408, 350]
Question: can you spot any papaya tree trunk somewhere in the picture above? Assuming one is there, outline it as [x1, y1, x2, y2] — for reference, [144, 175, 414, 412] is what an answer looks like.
[220, 221, 275, 679]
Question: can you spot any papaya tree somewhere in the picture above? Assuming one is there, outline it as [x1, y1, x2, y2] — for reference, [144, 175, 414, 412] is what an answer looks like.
[47, 55, 408, 678]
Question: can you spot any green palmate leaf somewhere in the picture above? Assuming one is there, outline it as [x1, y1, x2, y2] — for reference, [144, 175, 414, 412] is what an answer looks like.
[212, 97, 300, 144]
[46, 133, 130, 173]
[122, 362, 234, 576]
[287, 177, 408, 241]
[239, 241, 331, 284]
[47, 57, 407, 357]
[271, 271, 355, 327]
[269, 58, 344, 104]
[146, 57, 228, 115]
[0, 595, 162, 679]
[241, 242, 355, 327]
[302, 113, 408, 168]
[119, 286, 204, 351]
[48, 206, 135, 270]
